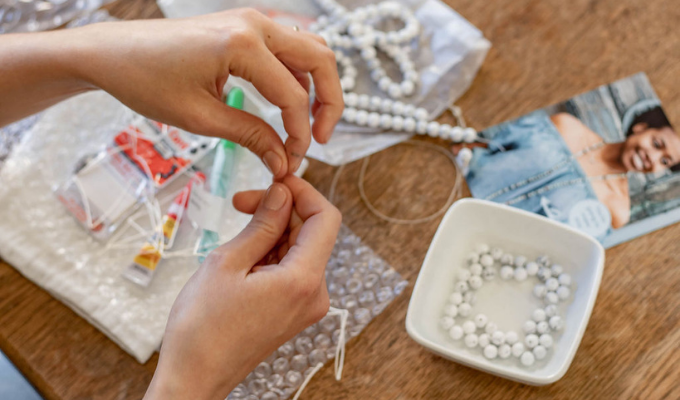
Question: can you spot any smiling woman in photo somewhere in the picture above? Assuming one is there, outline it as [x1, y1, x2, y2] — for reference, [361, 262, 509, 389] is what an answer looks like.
[465, 100, 680, 236]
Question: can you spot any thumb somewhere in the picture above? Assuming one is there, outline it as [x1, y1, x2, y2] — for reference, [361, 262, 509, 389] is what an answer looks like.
[198, 95, 289, 179]
[214, 183, 292, 269]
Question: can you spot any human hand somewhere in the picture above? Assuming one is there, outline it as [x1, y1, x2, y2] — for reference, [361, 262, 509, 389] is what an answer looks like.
[72, 9, 343, 177]
[144, 176, 341, 400]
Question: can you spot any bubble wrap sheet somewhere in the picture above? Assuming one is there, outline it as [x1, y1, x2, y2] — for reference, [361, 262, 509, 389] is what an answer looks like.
[0, 92, 407, 374]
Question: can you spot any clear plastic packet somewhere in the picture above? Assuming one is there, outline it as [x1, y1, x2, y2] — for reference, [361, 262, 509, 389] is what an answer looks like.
[54, 116, 218, 241]
[0, 0, 113, 34]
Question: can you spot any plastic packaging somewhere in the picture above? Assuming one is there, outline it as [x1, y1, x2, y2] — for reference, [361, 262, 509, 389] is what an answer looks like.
[0, 0, 113, 34]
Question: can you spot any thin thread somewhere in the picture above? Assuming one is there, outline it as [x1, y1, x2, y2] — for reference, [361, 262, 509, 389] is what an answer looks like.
[292, 362, 324, 400]
[330, 140, 462, 224]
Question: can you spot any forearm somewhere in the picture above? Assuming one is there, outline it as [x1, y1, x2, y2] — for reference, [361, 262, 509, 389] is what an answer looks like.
[0, 29, 96, 127]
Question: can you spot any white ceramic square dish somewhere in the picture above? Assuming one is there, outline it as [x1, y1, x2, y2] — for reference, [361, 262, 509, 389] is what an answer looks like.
[405, 198, 605, 385]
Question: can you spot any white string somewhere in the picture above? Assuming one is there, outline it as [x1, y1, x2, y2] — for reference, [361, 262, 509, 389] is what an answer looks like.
[329, 140, 462, 224]
[292, 306, 349, 400]
[292, 362, 324, 400]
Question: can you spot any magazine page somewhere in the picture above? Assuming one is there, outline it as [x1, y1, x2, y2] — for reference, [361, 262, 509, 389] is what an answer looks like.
[465, 72, 680, 248]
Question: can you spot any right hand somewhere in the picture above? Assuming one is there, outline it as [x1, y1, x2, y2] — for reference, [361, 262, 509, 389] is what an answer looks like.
[73, 8, 344, 177]
[144, 176, 341, 400]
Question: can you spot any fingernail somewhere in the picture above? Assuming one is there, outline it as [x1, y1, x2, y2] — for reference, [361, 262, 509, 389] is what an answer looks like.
[263, 184, 287, 211]
[263, 151, 283, 176]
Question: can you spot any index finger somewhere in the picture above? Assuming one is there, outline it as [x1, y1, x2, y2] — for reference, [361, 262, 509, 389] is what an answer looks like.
[279, 175, 341, 275]
[263, 23, 344, 145]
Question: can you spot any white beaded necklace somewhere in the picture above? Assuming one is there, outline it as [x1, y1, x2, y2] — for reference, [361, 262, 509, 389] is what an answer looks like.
[310, 0, 478, 152]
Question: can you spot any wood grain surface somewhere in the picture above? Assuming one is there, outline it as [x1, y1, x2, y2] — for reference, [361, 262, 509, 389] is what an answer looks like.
[1, 0, 679, 399]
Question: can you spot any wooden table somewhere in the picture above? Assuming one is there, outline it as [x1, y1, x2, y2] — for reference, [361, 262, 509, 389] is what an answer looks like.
[1, 0, 679, 398]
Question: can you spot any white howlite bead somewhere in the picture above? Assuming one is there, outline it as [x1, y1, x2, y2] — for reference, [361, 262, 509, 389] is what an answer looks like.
[544, 304, 558, 317]
[512, 342, 525, 358]
[514, 267, 528, 281]
[484, 345, 498, 360]
[403, 104, 416, 117]
[532, 308, 547, 322]
[361, 46, 377, 59]
[469, 275, 483, 290]
[378, 77, 391, 91]
[348, 22, 364, 36]
[464, 333, 479, 348]
[525, 334, 539, 349]
[525, 262, 539, 276]
[474, 314, 488, 328]
[403, 117, 416, 133]
[549, 316, 564, 331]
[458, 148, 472, 166]
[401, 80, 415, 96]
[500, 265, 514, 280]
[539, 333, 553, 348]
[439, 124, 452, 140]
[449, 325, 464, 340]
[343, 108, 357, 123]
[462, 320, 476, 334]
[536, 321, 549, 334]
[440, 316, 455, 330]
[521, 351, 536, 366]
[388, 83, 402, 98]
[478, 333, 490, 348]
[344, 92, 358, 107]
[463, 291, 476, 306]
[558, 273, 572, 286]
[379, 114, 392, 129]
[498, 344, 512, 359]
[355, 110, 369, 126]
[533, 345, 547, 360]
[480, 254, 494, 267]
[455, 281, 469, 293]
[450, 126, 464, 142]
[523, 320, 537, 334]
[545, 278, 559, 291]
[370, 68, 386, 81]
[466, 253, 480, 265]
[414, 108, 429, 121]
[443, 304, 458, 318]
[426, 121, 440, 137]
[344, 66, 357, 78]
[458, 302, 472, 317]
[369, 96, 382, 111]
[485, 322, 498, 334]
[367, 112, 380, 128]
[537, 267, 552, 281]
[405, 70, 419, 82]
[463, 127, 477, 143]
[358, 94, 370, 109]
[551, 264, 564, 276]
[379, 98, 392, 113]
[505, 331, 519, 345]
[491, 331, 505, 346]
[340, 76, 355, 91]
[500, 253, 514, 265]
[415, 120, 428, 135]
[545, 291, 559, 304]
[469, 263, 483, 276]
[390, 101, 404, 115]
[458, 269, 471, 282]
[536, 255, 551, 267]
[514, 256, 527, 267]
[392, 116, 404, 131]
[482, 267, 496, 281]
[449, 292, 463, 305]
[533, 284, 547, 298]
[557, 285, 571, 300]
[476, 243, 490, 254]
[490, 248, 503, 260]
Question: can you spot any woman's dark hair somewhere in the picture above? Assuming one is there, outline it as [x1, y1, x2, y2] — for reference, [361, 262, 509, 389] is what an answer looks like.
[625, 106, 673, 137]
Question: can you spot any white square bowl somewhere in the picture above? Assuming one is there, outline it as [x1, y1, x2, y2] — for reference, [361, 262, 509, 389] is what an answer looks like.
[405, 198, 605, 385]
